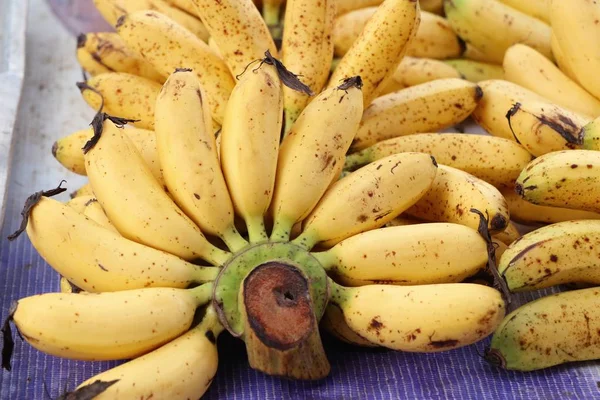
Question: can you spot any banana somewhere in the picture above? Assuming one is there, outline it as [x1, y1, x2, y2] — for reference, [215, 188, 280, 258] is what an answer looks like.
[345, 133, 533, 188]
[330, 280, 505, 351]
[487, 287, 600, 371]
[312, 223, 487, 286]
[82, 199, 120, 233]
[378, 57, 462, 95]
[550, 33, 578, 83]
[503, 44, 600, 119]
[281, 0, 335, 132]
[77, 306, 222, 399]
[581, 117, 600, 151]
[497, 0, 549, 23]
[262, 0, 284, 28]
[444, 59, 503, 82]
[270, 79, 363, 241]
[444, 0, 552, 64]
[332, 7, 375, 57]
[189, 0, 277, 77]
[292, 152, 438, 249]
[385, 215, 424, 227]
[220, 65, 282, 243]
[492, 221, 520, 245]
[116, 11, 234, 125]
[12, 284, 212, 360]
[66, 195, 95, 214]
[472, 79, 545, 141]
[551, 0, 600, 101]
[420, 0, 443, 14]
[327, 0, 420, 106]
[336, 0, 382, 16]
[92, 0, 209, 41]
[162, 0, 198, 15]
[462, 43, 500, 64]
[78, 73, 161, 130]
[59, 277, 80, 294]
[320, 304, 377, 347]
[70, 182, 94, 198]
[84, 116, 230, 263]
[351, 78, 482, 151]
[506, 100, 588, 157]
[76, 32, 164, 82]
[516, 150, 600, 213]
[493, 238, 508, 261]
[26, 197, 218, 292]
[405, 164, 510, 233]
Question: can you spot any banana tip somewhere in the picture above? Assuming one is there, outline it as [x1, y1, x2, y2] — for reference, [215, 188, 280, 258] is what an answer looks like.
[76, 33, 86, 48]
[115, 15, 127, 29]
[483, 348, 506, 369]
[514, 183, 524, 197]
[51, 141, 58, 158]
[490, 214, 508, 231]
[474, 85, 484, 101]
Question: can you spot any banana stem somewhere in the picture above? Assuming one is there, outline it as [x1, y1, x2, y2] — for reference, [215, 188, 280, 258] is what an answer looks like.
[327, 278, 350, 305]
[221, 225, 249, 252]
[192, 266, 221, 283]
[204, 244, 232, 267]
[190, 282, 215, 306]
[291, 229, 319, 250]
[246, 214, 268, 243]
[194, 305, 225, 337]
[310, 250, 335, 271]
[270, 218, 292, 242]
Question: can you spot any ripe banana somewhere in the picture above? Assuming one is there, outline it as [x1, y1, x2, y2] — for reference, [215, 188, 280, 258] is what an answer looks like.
[26, 197, 218, 292]
[487, 287, 600, 371]
[70, 182, 94, 198]
[312, 223, 488, 286]
[503, 44, 600, 119]
[404, 164, 509, 233]
[77, 306, 222, 399]
[444, 0, 552, 64]
[516, 150, 600, 212]
[492, 221, 520, 246]
[189, 0, 277, 77]
[551, 0, 600, 100]
[335, 0, 381, 16]
[345, 133, 533, 188]
[550, 33, 578, 83]
[351, 78, 482, 151]
[12, 284, 212, 360]
[78, 72, 161, 130]
[444, 59, 503, 82]
[270, 79, 363, 241]
[220, 65, 282, 243]
[67, 195, 95, 214]
[293, 152, 438, 248]
[162, 0, 197, 15]
[116, 11, 234, 125]
[330, 280, 505, 351]
[378, 57, 462, 95]
[320, 304, 377, 347]
[462, 43, 499, 64]
[327, 0, 420, 106]
[82, 198, 120, 233]
[281, 0, 335, 132]
[84, 117, 230, 263]
[497, 0, 549, 23]
[76, 32, 164, 82]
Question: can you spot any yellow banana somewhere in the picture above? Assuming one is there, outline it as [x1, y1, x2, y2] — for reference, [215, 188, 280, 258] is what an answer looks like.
[378, 57, 462, 95]
[220, 65, 282, 243]
[332, 7, 375, 57]
[334, 0, 443, 16]
[116, 11, 234, 125]
[444, 59, 503, 82]
[327, 0, 420, 105]
[444, 0, 552, 64]
[162, 0, 198, 15]
[59, 277, 80, 294]
[351, 78, 482, 151]
[26, 197, 218, 292]
[82, 198, 120, 233]
[497, 0, 549, 23]
[420, 0, 443, 14]
[320, 304, 377, 347]
[270, 79, 363, 241]
[330, 280, 505, 351]
[462, 43, 500, 64]
[66, 195, 95, 214]
[492, 221, 520, 245]
[70, 182, 94, 198]
[405, 164, 510, 233]
[293, 152, 438, 248]
[385, 215, 424, 227]
[313, 223, 487, 286]
[551, 33, 578, 82]
[503, 44, 600, 118]
[189, 0, 277, 77]
[345, 133, 533, 188]
[78, 72, 161, 130]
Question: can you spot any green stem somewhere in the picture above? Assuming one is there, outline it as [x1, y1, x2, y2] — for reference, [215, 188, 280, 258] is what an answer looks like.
[310, 250, 336, 271]
[190, 282, 214, 306]
[205, 244, 232, 266]
[327, 278, 350, 305]
[246, 214, 268, 243]
[270, 217, 293, 242]
[291, 228, 319, 250]
[192, 266, 220, 283]
[283, 107, 301, 138]
[195, 305, 225, 337]
[262, 3, 282, 31]
[221, 225, 248, 252]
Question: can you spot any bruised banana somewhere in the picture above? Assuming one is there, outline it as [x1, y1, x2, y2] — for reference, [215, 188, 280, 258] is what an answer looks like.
[378, 57, 462, 95]
[444, 59, 504, 82]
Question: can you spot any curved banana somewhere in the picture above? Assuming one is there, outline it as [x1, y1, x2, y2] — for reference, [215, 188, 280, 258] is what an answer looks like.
[404, 164, 509, 233]
[189, 0, 277, 77]
[82, 199, 119, 233]
[220, 65, 282, 243]
[444, 0, 552, 64]
[281, 0, 335, 132]
[550, 33, 578, 82]
[312, 223, 487, 286]
[444, 59, 503, 82]
[497, 0, 549, 23]
[378, 57, 462, 95]
[327, 0, 420, 106]
[26, 197, 218, 292]
[85, 117, 230, 263]
[78, 73, 161, 130]
[66, 195, 95, 214]
[503, 44, 600, 119]
[351, 78, 482, 151]
[332, 7, 375, 57]
[330, 280, 505, 351]
[12, 284, 212, 360]
[293, 152, 438, 248]
[116, 11, 234, 124]
[492, 221, 520, 245]
[516, 150, 600, 212]
[270, 79, 363, 241]
[320, 304, 377, 347]
[345, 133, 533, 188]
[77, 306, 222, 399]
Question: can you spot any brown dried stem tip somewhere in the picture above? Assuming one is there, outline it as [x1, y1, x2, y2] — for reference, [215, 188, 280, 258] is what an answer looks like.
[56, 379, 120, 400]
[1, 302, 17, 371]
[261, 50, 314, 96]
[337, 76, 363, 91]
[82, 112, 138, 154]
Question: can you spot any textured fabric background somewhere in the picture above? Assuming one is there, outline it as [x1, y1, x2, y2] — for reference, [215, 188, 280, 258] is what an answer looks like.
[1, 1, 600, 398]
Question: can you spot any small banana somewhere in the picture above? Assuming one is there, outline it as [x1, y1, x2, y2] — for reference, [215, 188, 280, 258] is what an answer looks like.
[581, 117, 600, 151]
[330, 280, 505, 351]
[327, 0, 420, 106]
[312, 223, 487, 286]
[378, 57, 462, 95]
[443, 59, 503, 82]
[444, 0, 552, 64]
[497, 0, 549, 23]
[345, 133, 533, 188]
[116, 11, 234, 125]
[78, 72, 161, 130]
[351, 78, 482, 151]
[82, 198, 120, 233]
[503, 44, 600, 119]
[515, 150, 600, 213]
[492, 221, 520, 246]
[70, 182, 94, 198]
[293, 152, 438, 249]
[66, 195, 95, 214]
[487, 287, 600, 371]
[404, 164, 509, 233]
